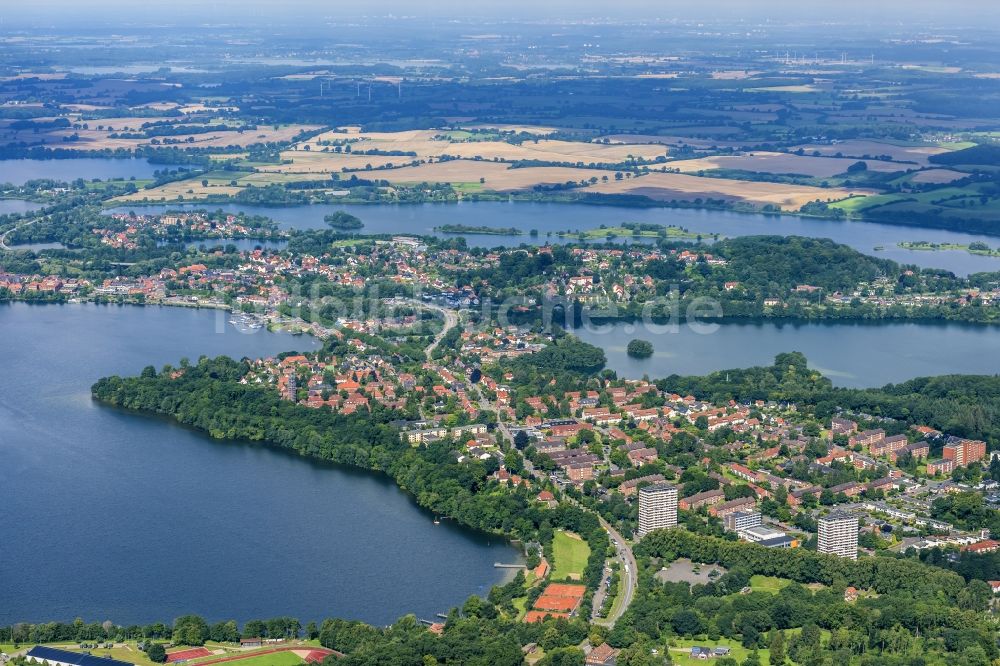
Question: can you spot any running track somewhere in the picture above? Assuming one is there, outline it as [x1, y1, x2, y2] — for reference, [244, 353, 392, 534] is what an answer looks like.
[186, 646, 342, 665]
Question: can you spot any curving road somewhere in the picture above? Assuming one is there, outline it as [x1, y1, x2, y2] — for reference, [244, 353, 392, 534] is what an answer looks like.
[0, 218, 37, 250]
[593, 516, 637, 627]
[400, 298, 459, 360]
[425, 306, 458, 359]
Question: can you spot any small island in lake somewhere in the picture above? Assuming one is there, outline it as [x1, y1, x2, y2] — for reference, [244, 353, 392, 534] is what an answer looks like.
[557, 222, 717, 241]
[324, 211, 364, 230]
[626, 338, 654, 358]
[898, 240, 1000, 257]
[435, 224, 523, 235]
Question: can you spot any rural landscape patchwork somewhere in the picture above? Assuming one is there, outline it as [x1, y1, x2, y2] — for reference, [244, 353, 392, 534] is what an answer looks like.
[5, 1, 1000, 665]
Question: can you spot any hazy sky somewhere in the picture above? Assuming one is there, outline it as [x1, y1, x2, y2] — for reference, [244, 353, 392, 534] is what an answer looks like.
[3, 0, 999, 27]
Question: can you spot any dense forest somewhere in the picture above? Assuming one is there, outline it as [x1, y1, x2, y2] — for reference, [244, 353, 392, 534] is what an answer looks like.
[618, 530, 998, 665]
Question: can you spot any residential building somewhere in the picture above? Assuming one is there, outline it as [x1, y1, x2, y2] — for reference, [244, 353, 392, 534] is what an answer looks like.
[618, 474, 665, 497]
[724, 510, 762, 533]
[708, 496, 756, 518]
[962, 539, 1000, 554]
[679, 488, 725, 510]
[927, 459, 955, 476]
[850, 429, 885, 448]
[943, 438, 987, 467]
[638, 483, 678, 537]
[818, 511, 859, 560]
[831, 417, 857, 436]
[870, 434, 908, 458]
[586, 643, 620, 666]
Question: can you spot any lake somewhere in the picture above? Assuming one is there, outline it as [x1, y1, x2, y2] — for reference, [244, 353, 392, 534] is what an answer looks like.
[0, 158, 180, 186]
[5, 242, 68, 252]
[180, 239, 288, 252]
[574, 319, 1000, 388]
[0, 303, 518, 626]
[0, 199, 44, 216]
[105, 201, 1000, 276]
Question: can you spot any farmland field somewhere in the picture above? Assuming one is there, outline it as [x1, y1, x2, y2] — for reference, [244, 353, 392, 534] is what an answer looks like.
[587, 171, 870, 209]
[790, 140, 949, 165]
[666, 151, 911, 177]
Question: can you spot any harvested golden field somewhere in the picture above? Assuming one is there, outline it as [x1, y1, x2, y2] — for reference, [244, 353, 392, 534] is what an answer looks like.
[666, 151, 910, 177]
[303, 128, 442, 154]
[375, 161, 599, 191]
[747, 84, 822, 93]
[791, 140, 948, 166]
[294, 129, 663, 166]
[264, 151, 419, 173]
[586, 172, 870, 210]
[441, 139, 667, 163]
[462, 124, 558, 135]
[0, 120, 320, 152]
[909, 169, 967, 184]
[112, 180, 241, 203]
[711, 69, 762, 80]
[600, 134, 744, 149]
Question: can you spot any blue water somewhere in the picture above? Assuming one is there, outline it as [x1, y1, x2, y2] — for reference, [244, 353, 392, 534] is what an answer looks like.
[0, 158, 182, 186]
[576, 319, 1000, 388]
[0, 199, 44, 216]
[0, 302, 518, 626]
[105, 200, 1000, 276]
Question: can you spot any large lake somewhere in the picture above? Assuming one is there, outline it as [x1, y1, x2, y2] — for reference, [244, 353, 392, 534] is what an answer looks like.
[106, 201, 1000, 276]
[0, 158, 179, 186]
[0, 199, 44, 216]
[575, 319, 1000, 388]
[0, 303, 518, 626]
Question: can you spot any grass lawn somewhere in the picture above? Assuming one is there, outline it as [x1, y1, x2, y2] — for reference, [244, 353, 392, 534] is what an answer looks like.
[551, 530, 590, 581]
[512, 596, 529, 620]
[217, 651, 304, 666]
[750, 575, 791, 594]
[525, 646, 546, 665]
[668, 637, 769, 665]
[60, 643, 161, 666]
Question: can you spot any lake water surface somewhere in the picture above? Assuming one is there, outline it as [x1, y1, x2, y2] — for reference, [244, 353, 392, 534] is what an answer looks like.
[0, 199, 44, 216]
[0, 303, 518, 626]
[575, 319, 1000, 387]
[105, 201, 1000, 275]
[0, 158, 180, 186]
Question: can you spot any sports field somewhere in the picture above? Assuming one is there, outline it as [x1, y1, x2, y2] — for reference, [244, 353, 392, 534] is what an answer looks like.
[167, 646, 213, 662]
[550, 530, 590, 580]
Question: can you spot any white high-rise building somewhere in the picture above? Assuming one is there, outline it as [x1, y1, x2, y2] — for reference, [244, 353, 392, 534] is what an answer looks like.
[638, 484, 678, 537]
[818, 511, 858, 560]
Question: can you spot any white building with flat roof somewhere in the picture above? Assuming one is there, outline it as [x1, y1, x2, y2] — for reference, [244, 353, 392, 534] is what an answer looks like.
[638, 483, 678, 537]
[818, 511, 859, 560]
[741, 525, 787, 543]
[724, 510, 762, 533]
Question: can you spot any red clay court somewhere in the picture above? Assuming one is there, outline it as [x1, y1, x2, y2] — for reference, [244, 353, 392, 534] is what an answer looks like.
[304, 650, 332, 663]
[541, 583, 587, 598]
[167, 647, 212, 662]
[524, 610, 570, 623]
[525, 582, 587, 620]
